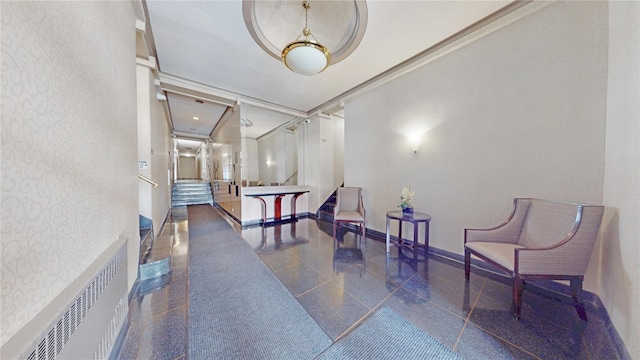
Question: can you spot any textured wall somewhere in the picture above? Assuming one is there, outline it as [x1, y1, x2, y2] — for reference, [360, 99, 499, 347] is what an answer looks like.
[1, 1, 138, 345]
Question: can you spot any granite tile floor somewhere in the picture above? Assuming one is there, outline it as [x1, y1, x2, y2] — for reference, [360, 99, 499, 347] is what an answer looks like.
[118, 207, 626, 360]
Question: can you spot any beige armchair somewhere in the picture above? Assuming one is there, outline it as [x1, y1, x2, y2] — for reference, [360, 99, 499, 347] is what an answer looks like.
[464, 198, 604, 319]
[333, 187, 366, 240]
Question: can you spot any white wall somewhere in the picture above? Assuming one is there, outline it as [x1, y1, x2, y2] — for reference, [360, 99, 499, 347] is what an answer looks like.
[258, 131, 285, 185]
[137, 64, 172, 235]
[332, 116, 345, 188]
[304, 113, 341, 211]
[178, 155, 196, 179]
[242, 138, 260, 182]
[284, 130, 297, 184]
[601, 1, 640, 356]
[346, 1, 607, 251]
[1, 1, 138, 346]
[137, 65, 153, 220]
[150, 85, 171, 231]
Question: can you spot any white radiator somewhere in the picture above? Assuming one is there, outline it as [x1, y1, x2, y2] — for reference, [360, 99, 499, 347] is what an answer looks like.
[2, 239, 129, 360]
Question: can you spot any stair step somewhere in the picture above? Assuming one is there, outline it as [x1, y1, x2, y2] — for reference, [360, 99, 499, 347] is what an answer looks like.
[173, 182, 211, 187]
[318, 209, 334, 222]
[172, 181, 214, 207]
[172, 192, 213, 197]
[173, 185, 211, 190]
[172, 192, 213, 198]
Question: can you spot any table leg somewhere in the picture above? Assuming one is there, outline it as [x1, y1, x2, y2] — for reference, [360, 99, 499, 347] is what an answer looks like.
[413, 222, 419, 261]
[386, 217, 391, 252]
[290, 192, 304, 221]
[274, 194, 285, 221]
[255, 196, 267, 225]
[425, 221, 430, 251]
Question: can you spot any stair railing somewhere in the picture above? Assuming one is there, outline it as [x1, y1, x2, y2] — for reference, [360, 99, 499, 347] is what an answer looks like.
[138, 174, 158, 188]
[282, 171, 298, 185]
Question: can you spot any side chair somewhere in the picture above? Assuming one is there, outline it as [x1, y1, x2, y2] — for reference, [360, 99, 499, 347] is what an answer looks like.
[333, 187, 366, 241]
[464, 198, 604, 319]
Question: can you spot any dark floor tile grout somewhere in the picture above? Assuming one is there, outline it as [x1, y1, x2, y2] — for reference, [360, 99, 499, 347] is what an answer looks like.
[452, 276, 486, 352]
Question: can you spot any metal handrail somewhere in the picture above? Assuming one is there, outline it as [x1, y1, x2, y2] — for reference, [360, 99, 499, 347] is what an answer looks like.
[282, 171, 298, 185]
[138, 174, 158, 188]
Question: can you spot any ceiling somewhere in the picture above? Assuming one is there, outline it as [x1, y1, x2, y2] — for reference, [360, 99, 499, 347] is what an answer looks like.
[142, 0, 518, 154]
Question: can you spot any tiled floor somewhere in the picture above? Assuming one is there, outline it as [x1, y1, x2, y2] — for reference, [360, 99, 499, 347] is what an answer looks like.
[117, 206, 625, 360]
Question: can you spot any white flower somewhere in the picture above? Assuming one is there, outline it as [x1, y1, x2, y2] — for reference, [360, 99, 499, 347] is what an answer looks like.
[399, 186, 414, 208]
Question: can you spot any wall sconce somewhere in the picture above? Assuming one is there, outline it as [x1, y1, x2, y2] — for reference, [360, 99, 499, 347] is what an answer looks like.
[408, 134, 421, 153]
[266, 159, 272, 167]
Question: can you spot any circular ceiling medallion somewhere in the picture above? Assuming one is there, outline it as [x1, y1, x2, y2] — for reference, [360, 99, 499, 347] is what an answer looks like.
[243, 0, 368, 65]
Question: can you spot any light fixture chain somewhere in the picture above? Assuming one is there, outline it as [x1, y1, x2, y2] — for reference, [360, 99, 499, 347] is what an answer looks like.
[303, 1, 310, 38]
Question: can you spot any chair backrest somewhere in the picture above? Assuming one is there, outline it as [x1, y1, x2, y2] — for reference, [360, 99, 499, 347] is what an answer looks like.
[336, 187, 362, 212]
[517, 199, 581, 248]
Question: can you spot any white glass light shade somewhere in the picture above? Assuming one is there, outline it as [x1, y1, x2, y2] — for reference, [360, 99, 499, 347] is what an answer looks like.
[282, 41, 330, 76]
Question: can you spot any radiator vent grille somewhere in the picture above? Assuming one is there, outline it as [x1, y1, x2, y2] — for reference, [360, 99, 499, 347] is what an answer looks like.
[94, 298, 127, 360]
[24, 244, 127, 360]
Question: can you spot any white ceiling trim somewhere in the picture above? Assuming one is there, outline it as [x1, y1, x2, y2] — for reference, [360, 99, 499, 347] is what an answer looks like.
[159, 72, 310, 119]
[172, 131, 211, 140]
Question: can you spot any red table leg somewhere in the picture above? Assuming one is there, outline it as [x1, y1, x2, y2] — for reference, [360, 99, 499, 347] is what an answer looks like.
[291, 192, 305, 220]
[274, 194, 285, 221]
[255, 196, 267, 224]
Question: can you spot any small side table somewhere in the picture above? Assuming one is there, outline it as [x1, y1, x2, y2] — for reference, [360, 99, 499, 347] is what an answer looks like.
[386, 210, 431, 261]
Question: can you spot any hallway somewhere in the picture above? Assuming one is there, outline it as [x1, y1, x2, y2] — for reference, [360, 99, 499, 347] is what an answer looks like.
[117, 205, 624, 359]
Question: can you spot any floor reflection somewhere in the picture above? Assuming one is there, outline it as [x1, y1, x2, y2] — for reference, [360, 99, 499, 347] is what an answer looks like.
[243, 217, 625, 359]
[243, 221, 309, 255]
[118, 210, 627, 360]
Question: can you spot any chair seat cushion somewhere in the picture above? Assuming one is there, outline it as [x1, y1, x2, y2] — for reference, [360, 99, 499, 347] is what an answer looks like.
[465, 242, 526, 271]
[334, 211, 364, 222]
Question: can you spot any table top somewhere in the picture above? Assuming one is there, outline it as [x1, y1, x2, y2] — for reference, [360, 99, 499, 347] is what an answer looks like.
[244, 190, 309, 197]
[386, 210, 431, 222]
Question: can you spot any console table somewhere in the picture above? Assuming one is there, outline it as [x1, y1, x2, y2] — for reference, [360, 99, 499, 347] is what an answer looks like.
[245, 190, 309, 225]
[385, 210, 431, 261]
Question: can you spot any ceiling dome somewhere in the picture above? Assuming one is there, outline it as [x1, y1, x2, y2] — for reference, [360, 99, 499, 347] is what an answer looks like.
[243, 0, 368, 65]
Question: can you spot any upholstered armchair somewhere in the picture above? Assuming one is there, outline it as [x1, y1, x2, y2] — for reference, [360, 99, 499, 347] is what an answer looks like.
[333, 187, 366, 240]
[464, 198, 604, 319]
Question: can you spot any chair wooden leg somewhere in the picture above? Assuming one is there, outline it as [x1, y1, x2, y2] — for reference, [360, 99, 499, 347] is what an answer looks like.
[570, 277, 588, 321]
[513, 277, 524, 319]
[570, 277, 583, 305]
[464, 250, 471, 280]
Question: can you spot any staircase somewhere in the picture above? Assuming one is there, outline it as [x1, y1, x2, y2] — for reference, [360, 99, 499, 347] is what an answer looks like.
[172, 180, 214, 207]
[317, 189, 338, 222]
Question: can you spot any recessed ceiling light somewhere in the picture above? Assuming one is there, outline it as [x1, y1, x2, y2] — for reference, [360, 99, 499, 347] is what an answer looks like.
[193, 116, 199, 120]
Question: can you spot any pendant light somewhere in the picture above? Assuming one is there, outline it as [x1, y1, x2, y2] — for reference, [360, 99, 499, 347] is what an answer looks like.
[281, 1, 331, 76]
